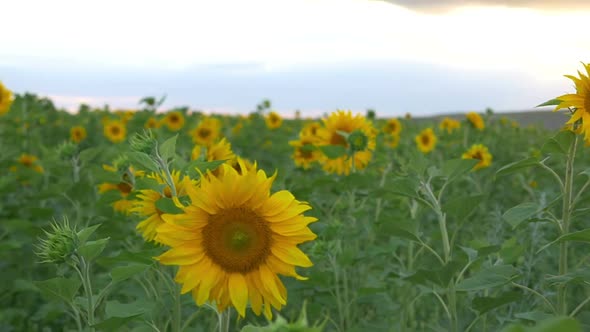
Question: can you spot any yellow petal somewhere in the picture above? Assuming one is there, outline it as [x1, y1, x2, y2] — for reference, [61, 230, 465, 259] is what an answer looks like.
[271, 243, 313, 267]
[228, 274, 249, 317]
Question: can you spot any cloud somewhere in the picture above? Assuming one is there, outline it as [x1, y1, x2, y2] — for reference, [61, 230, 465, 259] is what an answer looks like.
[380, 0, 590, 12]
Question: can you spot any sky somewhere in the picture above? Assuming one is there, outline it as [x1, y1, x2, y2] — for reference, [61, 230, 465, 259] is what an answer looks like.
[1, 0, 589, 117]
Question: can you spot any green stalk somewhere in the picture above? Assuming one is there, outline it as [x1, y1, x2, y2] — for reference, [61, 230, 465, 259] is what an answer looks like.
[173, 284, 182, 332]
[558, 135, 578, 314]
[218, 309, 231, 332]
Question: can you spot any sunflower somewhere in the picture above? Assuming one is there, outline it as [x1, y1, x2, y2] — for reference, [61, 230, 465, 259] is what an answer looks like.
[232, 121, 243, 136]
[316, 110, 376, 175]
[301, 122, 322, 138]
[17, 153, 44, 173]
[466, 112, 485, 130]
[384, 133, 400, 148]
[191, 117, 221, 146]
[265, 111, 283, 129]
[132, 171, 194, 243]
[228, 157, 256, 175]
[155, 161, 317, 319]
[289, 133, 321, 170]
[415, 128, 437, 154]
[70, 126, 87, 143]
[145, 117, 160, 129]
[553, 63, 590, 140]
[116, 110, 135, 123]
[462, 144, 492, 170]
[383, 118, 402, 136]
[164, 111, 185, 131]
[439, 117, 461, 134]
[98, 165, 143, 214]
[104, 120, 127, 143]
[0, 81, 14, 116]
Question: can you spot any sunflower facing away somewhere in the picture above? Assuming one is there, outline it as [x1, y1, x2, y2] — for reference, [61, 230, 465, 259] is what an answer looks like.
[439, 117, 461, 134]
[265, 111, 283, 129]
[382, 118, 402, 136]
[98, 165, 144, 214]
[553, 63, 590, 140]
[155, 161, 317, 319]
[164, 111, 185, 131]
[191, 117, 221, 146]
[132, 171, 194, 243]
[466, 112, 485, 130]
[415, 128, 437, 154]
[0, 81, 14, 116]
[462, 144, 492, 170]
[70, 126, 87, 143]
[289, 133, 321, 170]
[104, 120, 127, 143]
[316, 110, 377, 175]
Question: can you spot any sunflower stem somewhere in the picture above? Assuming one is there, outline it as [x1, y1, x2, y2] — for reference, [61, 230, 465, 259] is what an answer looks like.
[218, 309, 231, 332]
[558, 134, 577, 315]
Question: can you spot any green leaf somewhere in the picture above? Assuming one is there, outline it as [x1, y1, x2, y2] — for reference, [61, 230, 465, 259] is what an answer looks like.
[472, 291, 520, 315]
[77, 224, 101, 245]
[34, 277, 81, 303]
[319, 145, 347, 159]
[78, 238, 110, 261]
[387, 178, 421, 200]
[405, 261, 462, 287]
[536, 98, 561, 107]
[541, 131, 575, 155]
[514, 311, 553, 323]
[134, 177, 166, 192]
[503, 202, 542, 229]
[389, 227, 421, 243]
[456, 265, 520, 292]
[127, 152, 159, 173]
[527, 316, 581, 332]
[538, 228, 590, 253]
[91, 315, 143, 330]
[111, 264, 150, 283]
[155, 197, 184, 214]
[159, 134, 178, 161]
[443, 194, 484, 222]
[442, 158, 479, 182]
[184, 159, 227, 176]
[79, 147, 103, 164]
[495, 157, 540, 178]
[546, 268, 590, 286]
[105, 300, 154, 318]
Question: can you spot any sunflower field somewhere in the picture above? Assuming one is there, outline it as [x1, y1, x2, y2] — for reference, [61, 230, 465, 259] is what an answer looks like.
[2, 63, 590, 332]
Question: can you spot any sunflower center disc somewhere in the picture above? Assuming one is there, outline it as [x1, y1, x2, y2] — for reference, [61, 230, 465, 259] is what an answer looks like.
[198, 128, 211, 139]
[421, 135, 430, 145]
[584, 93, 590, 113]
[203, 207, 272, 273]
[111, 126, 120, 135]
[330, 132, 348, 147]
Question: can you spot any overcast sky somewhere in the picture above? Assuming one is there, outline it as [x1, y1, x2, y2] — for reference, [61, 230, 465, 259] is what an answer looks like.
[1, 0, 589, 116]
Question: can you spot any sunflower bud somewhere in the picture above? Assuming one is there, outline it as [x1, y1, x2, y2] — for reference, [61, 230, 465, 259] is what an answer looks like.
[348, 130, 369, 152]
[35, 218, 79, 264]
[129, 130, 157, 154]
[57, 141, 77, 160]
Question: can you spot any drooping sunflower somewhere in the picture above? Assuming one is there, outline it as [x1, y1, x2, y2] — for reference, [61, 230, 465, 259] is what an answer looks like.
[17, 153, 44, 173]
[462, 144, 492, 170]
[289, 133, 321, 170]
[145, 117, 160, 129]
[104, 120, 127, 143]
[70, 126, 87, 143]
[265, 111, 283, 129]
[382, 118, 402, 136]
[439, 117, 461, 134]
[191, 117, 222, 146]
[0, 81, 14, 116]
[553, 63, 590, 140]
[466, 112, 485, 130]
[98, 165, 143, 214]
[192, 138, 235, 162]
[415, 128, 437, 154]
[316, 110, 377, 175]
[155, 161, 317, 319]
[163, 111, 185, 131]
[132, 171, 195, 243]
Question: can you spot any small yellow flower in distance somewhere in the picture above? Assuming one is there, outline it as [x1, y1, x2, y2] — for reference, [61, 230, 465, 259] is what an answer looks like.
[316, 110, 377, 175]
[383, 118, 402, 136]
[145, 117, 160, 129]
[462, 144, 493, 170]
[70, 126, 87, 143]
[163, 111, 185, 131]
[439, 117, 461, 134]
[553, 62, 590, 140]
[415, 128, 437, 154]
[384, 133, 400, 148]
[289, 133, 321, 170]
[155, 160, 317, 319]
[301, 122, 322, 138]
[466, 112, 485, 130]
[191, 117, 221, 146]
[104, 120, 127, 143]
[265, 111, 283, 129]
[17, 153, 44, 173]
[0, 81, 14, 116]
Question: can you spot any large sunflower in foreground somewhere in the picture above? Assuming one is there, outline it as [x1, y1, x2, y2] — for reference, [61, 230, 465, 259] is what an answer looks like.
[0, 81, 14, 116]
[553, 62, 590, 140]
[415, 128, 437, 154]
[462, 144, 492, 170]
[104, 120, 127, 143]
[316, 110, 377, 175]
[132, 171, 194, 243]
[156, 161, 317, 319]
